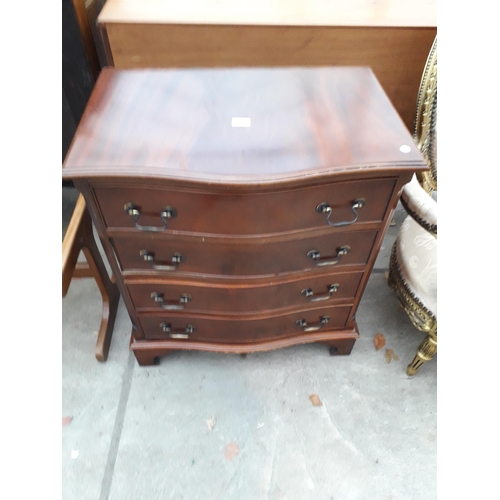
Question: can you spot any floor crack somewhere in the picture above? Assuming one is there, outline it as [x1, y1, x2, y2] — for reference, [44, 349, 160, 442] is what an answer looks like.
[98, 351, 135, 500]
[266, 426, 280, 499]
[293, 419, 318, 492]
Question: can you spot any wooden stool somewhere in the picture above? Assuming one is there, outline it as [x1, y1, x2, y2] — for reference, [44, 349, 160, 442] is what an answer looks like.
[62, 194, 119, 361]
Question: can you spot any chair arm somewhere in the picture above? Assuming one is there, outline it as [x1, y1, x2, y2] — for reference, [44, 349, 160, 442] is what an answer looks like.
[400, 175, 437, 236]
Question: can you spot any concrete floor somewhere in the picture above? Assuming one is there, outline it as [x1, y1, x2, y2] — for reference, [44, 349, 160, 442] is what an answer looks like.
[62, 186, 436, 500]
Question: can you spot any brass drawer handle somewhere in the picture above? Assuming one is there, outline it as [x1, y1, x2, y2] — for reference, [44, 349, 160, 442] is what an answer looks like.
[316, 199, 365, 227]
[124, 202, 177, 232]
[301, 284, 339, 302]
[140, 250, 184, 271]
[151, 292, 192, 310]
[160, 322, 196, 339]
[307, 246, 350, 266]
[296, 316, 330, 332]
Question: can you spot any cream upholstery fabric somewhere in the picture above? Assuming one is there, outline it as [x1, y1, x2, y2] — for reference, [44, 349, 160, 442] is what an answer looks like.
[401, 175, 437, 229]
[395, 214, 437, 317]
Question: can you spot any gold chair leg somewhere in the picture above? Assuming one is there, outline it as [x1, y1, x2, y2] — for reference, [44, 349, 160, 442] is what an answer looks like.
[407, 326, 437, 376]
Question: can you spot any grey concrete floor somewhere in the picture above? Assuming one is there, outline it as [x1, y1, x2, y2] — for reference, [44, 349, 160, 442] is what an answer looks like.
[62, 186, 436, 500]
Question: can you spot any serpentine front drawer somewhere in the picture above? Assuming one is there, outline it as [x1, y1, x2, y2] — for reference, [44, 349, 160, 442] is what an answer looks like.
[93, 178, 396, 236]
[111, 230, 378, 278]
[138, 305, 353, 343]
[127, 271, 364, 314]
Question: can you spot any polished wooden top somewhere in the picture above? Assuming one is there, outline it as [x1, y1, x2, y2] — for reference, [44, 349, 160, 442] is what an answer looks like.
[63, 67, 427, 184]
[98, 0, 436, 28]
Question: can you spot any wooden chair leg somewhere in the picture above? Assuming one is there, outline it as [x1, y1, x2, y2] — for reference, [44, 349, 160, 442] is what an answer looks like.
[62, 195, 87, 297]
[80, 208, 120, 362]
[407, 326, 437, 376]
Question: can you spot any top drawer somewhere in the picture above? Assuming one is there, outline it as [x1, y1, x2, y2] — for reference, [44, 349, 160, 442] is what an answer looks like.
[93, 178, 396, 236]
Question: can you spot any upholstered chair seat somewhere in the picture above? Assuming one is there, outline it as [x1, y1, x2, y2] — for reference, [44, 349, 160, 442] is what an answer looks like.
[396, 177, 437, 317]
[390, 174, 437, 345]
[396, 217, 437, 318]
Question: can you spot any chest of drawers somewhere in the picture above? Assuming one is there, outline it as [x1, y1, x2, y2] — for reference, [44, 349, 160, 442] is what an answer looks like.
[62, 66, 427, 365]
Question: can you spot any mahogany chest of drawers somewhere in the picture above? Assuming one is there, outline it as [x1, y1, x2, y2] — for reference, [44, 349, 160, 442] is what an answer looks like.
[62, 66, 427, 365]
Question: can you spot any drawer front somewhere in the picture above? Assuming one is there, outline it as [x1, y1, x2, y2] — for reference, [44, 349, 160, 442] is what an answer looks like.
[94, 178, 395, 235]
[112, 230, 378, 277]
[128, 271, 363, 314]
[139, 305, 352, 343]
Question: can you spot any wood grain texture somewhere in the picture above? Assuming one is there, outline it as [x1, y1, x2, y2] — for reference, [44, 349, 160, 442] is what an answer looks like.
[100, 24, 435, 130]
[62, 194, 87, 289]
[130, 328, 359, 365]
[94, 178, 396, 235]
[75, 179, 146, 339]
[138, 304, 352, 342]
[98, 0, 436, 27]
[128, 271, 363, 314]
[64, 67, 428, 362]
[97, 0, 436, 131]
[111, 229, 378, 278]
[62, 67, 428, 182]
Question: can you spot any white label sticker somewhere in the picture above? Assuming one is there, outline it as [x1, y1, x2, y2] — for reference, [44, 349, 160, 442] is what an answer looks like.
[231, 117, 251, 127]
[399, 145, 411, 153]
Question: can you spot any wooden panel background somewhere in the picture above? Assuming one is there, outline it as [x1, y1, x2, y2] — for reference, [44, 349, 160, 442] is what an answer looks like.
[104, 24, 436, 130]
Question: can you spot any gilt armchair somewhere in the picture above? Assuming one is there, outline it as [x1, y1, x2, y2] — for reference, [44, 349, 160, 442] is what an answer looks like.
[388, 37, 437, 376]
